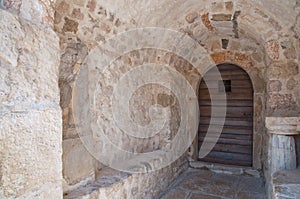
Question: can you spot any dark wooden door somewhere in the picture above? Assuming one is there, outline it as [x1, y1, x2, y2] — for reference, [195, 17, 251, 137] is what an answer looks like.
[198, 63, 253, 166]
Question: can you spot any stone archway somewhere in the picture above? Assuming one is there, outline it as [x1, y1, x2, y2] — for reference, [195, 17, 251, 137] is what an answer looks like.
[189, 50, 267, 170]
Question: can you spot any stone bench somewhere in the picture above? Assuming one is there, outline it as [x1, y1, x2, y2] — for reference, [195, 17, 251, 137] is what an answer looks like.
[64, 156, 188, 199]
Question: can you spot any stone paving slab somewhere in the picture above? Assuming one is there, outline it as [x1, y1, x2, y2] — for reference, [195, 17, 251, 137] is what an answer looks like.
[157, 168, 266, 199]
[272, 169, 300, 199]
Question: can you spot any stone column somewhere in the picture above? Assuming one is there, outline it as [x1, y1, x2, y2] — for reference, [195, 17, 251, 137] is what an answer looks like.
[0, 0, 62, 198]
[266, 117, 300, 174]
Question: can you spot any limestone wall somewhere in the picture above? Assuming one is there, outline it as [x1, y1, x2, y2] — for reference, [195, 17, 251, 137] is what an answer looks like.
[0, 1, 62, 198]
[54, 0, 201, 192]
[0, 0, 299, 198]
[53, 0, 299, 197]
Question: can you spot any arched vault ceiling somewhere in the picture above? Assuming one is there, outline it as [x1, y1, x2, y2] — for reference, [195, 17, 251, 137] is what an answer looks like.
[94, 0, 298, 26]
[86, 0, 299, 42]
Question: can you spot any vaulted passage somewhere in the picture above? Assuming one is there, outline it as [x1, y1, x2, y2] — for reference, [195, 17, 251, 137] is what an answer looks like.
[198, 63, 253, 166]
[1, 0, 300, 198]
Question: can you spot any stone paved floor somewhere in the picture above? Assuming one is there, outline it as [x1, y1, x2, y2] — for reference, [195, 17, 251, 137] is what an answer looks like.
[157, 168, 266, 199]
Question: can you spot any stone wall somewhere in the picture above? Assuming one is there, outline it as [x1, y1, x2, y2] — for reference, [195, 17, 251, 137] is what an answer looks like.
[265, 1, 300, 117]
[65, 156, 188, 199]
[54, 0, 202, 192]
[53, 0, 299, 197]
[0, 0, 62, 198]
[1, 0, 56, 27]
[0, 0, 299, 198]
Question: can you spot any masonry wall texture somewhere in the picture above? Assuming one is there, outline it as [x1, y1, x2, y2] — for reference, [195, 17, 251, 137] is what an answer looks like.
[0, 1, 62, 198]
[0, 0, 299, 198]
[53, 0, 300, 197]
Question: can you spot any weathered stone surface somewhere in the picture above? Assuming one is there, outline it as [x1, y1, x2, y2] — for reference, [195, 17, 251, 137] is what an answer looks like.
[265, 40, 280, 60]
[63, 17, 79, 33]
[190, 193, 222, 199]
[157, 93, 175, 107]
[1, 0, 56, 26]
[225, 2, 234, 11]
[159, 168, 266, 199]
[272, 170, 300, 199]
[0, 110, 62, 199]
[265, 117, 300, 135]
[287, 78, 297, 90]
[210, 39, 221, 51]
[0, 11, 60, 112]
[211, 14, 232, 21]
[268, 80, 282, 92]
[0, 0, 295, 198]
[268, 93, 296, 111]
[237, 191, 266, 199]
[71, 8, 84, 20]
[211, 2, 224, 12]
[0, 0, 300, 198]
[66, 158, 188, 199]
[283, 47, 297, 59]
[252, 52, 262, 63]
[86, 0, 96, 12]
[201, 13, 214, 32]
[268, 61, 299, 78]
[0, 8, 62, 198]
[239, 175, 265, 193]
[185, 12, 198, 23]
[160, 189, 188, 199]
[211, 52, 226, 63]
[267, 133, 297, 175]
[62, 138, 95, 185]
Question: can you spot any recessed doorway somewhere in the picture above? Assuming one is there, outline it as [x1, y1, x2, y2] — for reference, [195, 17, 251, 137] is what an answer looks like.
[198, 63, 253, 166]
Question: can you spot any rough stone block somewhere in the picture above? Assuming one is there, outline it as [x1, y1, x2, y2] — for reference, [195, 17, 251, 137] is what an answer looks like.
[210, 52, 226, 63]
[0, 9, 62, 198]
[185, 12, 198, 23]
[63, 17, 79, 33]
[211, 2, 224, 12]
[0, 110, 62, 198]
[63, 138, 95, 185]
[225, 2, 234, 11]
[265, 40, 280, 60]
[1, 0, 55, 26]
[0, 10, 60, 112]
[201, 13, 214, 32]
[211, 14, 232, 21]
[268, 80, 282, 92]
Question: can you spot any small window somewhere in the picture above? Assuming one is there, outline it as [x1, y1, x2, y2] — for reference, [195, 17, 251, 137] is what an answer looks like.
[219, 80, 231, 93]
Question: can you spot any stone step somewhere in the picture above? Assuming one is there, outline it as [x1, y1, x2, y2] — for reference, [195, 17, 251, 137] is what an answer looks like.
[189, 161, 261, 178]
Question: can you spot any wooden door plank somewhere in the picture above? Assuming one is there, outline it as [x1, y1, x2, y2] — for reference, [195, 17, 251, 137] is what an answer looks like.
[199, 99, 253, 107]
[199, 125, 253, 134]
[199, 106, 253, 117]
[200, 143, 252, 154]
[198, 137, 252, 146]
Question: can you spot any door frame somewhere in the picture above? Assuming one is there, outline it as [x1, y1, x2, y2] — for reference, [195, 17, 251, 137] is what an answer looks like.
[190, 62, 265, 170]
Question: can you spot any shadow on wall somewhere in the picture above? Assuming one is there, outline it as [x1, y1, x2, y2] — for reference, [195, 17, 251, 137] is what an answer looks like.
[296, 135, 300, 169]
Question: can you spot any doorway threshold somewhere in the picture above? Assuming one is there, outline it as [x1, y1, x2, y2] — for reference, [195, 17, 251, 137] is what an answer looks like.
[189, 161, 261, 178]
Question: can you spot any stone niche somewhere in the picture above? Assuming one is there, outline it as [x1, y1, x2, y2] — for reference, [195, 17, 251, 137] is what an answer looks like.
[266, 117, 300, 173]
[265, 117, 300, 198]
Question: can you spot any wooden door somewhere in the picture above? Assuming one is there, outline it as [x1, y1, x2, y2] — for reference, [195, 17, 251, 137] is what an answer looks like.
[198, 63, 253, 166]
